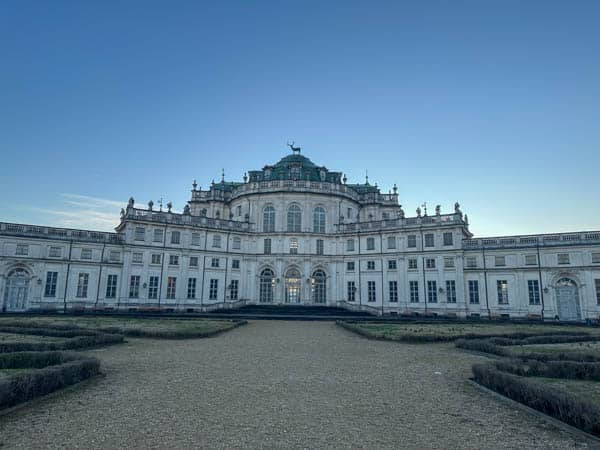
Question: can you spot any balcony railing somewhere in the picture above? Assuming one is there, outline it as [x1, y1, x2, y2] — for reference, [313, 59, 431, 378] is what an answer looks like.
[0, 222, 123, 244]
[463, 232, 600, 249]
[191, 180, 399, 205]
[337, 213, 465, 233]
[125, 208, 252, 231]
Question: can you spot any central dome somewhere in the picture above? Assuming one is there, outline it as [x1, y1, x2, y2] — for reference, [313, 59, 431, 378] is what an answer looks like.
[273, 153, 318, 169]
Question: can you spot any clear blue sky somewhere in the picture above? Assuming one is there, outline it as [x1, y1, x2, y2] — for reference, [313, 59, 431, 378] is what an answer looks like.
[1, 1, 599, 237]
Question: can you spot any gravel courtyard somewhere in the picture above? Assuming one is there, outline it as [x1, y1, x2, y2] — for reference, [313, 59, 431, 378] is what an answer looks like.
[0, 321, 594, 449]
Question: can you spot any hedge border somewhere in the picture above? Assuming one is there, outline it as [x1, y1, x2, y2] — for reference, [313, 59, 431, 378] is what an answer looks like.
[0, 352, 101, 410]
[0, 318, 247, 340]
[0, 332, 124, 353]
[337, 320, 592, 344]
[472, 362, 600, 436]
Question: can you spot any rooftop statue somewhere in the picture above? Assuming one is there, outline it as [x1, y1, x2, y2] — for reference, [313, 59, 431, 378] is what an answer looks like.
[287, 141, 301, 154]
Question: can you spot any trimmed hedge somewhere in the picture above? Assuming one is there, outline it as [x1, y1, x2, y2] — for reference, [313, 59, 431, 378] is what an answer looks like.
[493, 358, 600, 381]
[455, 338, 600, 362]
[337, 321, 592, 344]
[472, 363, 600, 436]
[105, 319, 247, 339]
[0, 333, 124, 353]
[0, 352, 100, 410]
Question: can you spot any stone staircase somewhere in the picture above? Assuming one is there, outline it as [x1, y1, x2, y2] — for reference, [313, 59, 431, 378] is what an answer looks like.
[209, 304, 375, 319]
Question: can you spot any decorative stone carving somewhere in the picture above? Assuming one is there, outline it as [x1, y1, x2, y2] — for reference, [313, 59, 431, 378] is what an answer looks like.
[416, 207, 421, 217]
[128, 197, 134, 208]
[435, 205, 441, 216]
[183, 204, 190, 215]
[167, 202, 172, 213]
[148, 200, 154, 211]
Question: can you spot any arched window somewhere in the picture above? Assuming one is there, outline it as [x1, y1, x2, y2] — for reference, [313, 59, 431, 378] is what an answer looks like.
[263, 205, 275, 232]
[311, 269, 326, 304]
[259, 269, 275, 303]
[285, 268, 301, 304]
[313, 207, 326, 233]
[287, 205, 302, 232]
[4, 268, 29, 312]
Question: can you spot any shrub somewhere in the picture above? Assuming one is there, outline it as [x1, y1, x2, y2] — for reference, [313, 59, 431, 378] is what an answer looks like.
[0, 354, 100, 410]
[0, 333, 124, 353]
[493, 358, 600, 381]
[472, 363, 600, 436]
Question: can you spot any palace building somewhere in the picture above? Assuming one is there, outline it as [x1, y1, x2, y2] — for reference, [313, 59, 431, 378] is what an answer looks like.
[2, 148, 600, 321]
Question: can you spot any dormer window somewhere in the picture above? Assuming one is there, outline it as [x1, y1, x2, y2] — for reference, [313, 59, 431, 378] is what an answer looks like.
[290, 166, 300, 179]
[319, 170, 326, 181]
[264, 169, 271, 179]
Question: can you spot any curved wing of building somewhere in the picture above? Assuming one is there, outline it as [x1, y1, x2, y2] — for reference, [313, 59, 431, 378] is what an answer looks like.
[1, 150, 600, 321]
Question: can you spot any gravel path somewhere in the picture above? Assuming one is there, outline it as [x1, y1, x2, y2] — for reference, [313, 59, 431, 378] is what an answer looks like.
[0, 321, 594, 449]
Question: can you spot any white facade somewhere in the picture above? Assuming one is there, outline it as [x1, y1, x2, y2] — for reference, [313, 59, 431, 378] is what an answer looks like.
[2, 151, 600, 320]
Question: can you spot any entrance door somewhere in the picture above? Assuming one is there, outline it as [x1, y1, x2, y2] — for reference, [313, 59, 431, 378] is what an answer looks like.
[3, 268, 29, 312]
[285, 268, 301, 304]
[555, 278, 581, 321]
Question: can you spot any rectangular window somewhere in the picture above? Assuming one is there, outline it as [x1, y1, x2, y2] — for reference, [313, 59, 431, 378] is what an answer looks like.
[367, 281, 376, 302]
[151, 253, 162, 265]
[596, 279, 600, 305]
[466, 256, 477, 269]
[528, 280, 540, 305]
[44, 272, 58, 297]
[15, 244, 29, 256]
[212, 235, 221, 248]
[407, 235, 417, 248]
[444, 257, 455, 269]
[129, 275, 140, 298]
[347, 281, 356, 302]
[171, 231, 181, 244]
[189, 256, 199, 267]
[153, 229, 164, 243]
[237, 205, 242, 216]
[443, 232, 453, 246]
[232, 259, 240, 270]
[148, 276, 159, 299]
[366, 237, 375, 251]
[387, 236, 396, 249]
[230, 279, 239, 300]
[446, 280, 456, 303]
[497, 280, 509, 305]
[187, 278, 197, 299]
[76, 273, 89, 298]
[408, 258, 418, 270]
[389, 281, 398, 303]
[166, 277, 177, 299]
[232, 237, 241, 250]
[525, 255, 537, 265]
[426, 258, 436, 269]
[169, 255, 179, 266]
[191, 232, 201, 246]
[557, 253, 570, 265]
[134, 227, 145, 241]
[409, 281, 419, 303]
[593, 253, 600, 264]
[132, 252, 143, 264]
[264, 238, 272, 255]
[346, 261, 355, 271]
[388, 259, 397, 270]
[289, 238, 298, 255]
[209, 279, 218, 300]
[49, 246, 62, 258]
[495, 256, 506, 267]
[211, 257, 220, 268]
[347, 208, 352, 219]
[316, 239, 324, 255]
[346, 239, 355, 252]
[468, 280, 480, 304]
[367, 261, 375, 270]
[106, 274, 118, 299]
[427, 280, 437, 303]
[109, 251, 120, 262]
[81, 248, 92, 260]
[424, 234, 434, 248]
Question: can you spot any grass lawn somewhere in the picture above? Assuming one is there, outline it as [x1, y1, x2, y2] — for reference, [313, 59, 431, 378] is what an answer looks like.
[0, 316, 244, 339]
[0, 368, 32, 379]
[342, 322, 600, 342]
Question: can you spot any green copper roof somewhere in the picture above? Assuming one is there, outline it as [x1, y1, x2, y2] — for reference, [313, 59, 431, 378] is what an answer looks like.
[247, 152, 342, 183]
[273, 153, 318, 169]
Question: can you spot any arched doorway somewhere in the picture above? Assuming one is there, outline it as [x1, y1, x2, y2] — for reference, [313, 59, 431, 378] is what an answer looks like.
[285, 268, 301, 304]
[3, 268, 30, 312]
[259, 269, 275, 303]
[555, 278, 581, 321]
[311, 270, 327, 304]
